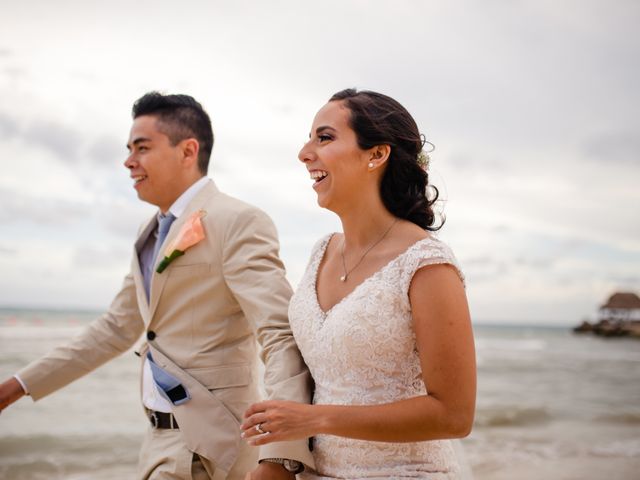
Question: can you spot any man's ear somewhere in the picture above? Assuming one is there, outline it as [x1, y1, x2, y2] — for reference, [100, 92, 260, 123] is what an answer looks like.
[366, 144, 391, 170]
[181, 138, 200, 169]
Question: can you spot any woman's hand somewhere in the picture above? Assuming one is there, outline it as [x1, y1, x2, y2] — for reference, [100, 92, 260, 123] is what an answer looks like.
[241, 400, 319, 446]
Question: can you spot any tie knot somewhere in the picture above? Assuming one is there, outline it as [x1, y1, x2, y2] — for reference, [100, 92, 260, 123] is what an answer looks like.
[158, 213, 176, 235]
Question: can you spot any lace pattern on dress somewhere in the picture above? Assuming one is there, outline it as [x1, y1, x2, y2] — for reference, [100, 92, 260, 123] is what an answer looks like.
[290, 234, 466, 479]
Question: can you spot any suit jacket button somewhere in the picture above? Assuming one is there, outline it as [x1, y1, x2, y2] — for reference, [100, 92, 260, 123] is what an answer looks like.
[147, 330, 156, 341]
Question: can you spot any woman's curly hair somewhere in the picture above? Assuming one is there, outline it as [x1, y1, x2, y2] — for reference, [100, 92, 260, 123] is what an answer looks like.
[329, 88, 442, 230]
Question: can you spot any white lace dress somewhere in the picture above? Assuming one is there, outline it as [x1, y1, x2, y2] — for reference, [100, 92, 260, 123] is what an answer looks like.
[290, 234, 467, 480]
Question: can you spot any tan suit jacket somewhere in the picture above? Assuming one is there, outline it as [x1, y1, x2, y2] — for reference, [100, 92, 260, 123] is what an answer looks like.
[18, 180, 314, 477]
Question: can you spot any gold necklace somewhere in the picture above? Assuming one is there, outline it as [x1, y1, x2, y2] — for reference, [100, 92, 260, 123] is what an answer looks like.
[340, 219, 398, 282]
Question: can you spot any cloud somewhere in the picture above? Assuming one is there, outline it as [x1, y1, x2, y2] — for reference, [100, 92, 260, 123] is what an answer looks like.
[0, 0, 638, 322]
[0, 112, 20, 139]
[463, 256, 497, 267]
[100, 200, 155, 239]
[444, 152, 512, 175]
[2, 66, 27, 80]
[0, 110, 121, 167]
[0, 47, 27, 81]
[583, 130, 640, 165]
[463, 256, 510, 283]
[86, 135, 123, 167]
[0, 187, 90, 225]
[608, 275, 640, 286]
[72, 245, 131, 269]
[25, 120, 82, 162]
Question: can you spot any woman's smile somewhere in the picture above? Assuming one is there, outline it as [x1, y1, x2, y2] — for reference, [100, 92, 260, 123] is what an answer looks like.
[309, 169, 329, 189]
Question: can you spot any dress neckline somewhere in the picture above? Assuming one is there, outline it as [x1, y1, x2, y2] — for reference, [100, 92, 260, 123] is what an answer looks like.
[313, 233, 434, 317]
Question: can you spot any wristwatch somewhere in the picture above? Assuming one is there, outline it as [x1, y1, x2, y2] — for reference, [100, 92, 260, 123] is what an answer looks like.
[261, 458, 304, 474]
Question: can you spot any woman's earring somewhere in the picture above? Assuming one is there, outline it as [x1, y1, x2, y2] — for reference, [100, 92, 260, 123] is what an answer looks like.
[368, 162, 374, 169]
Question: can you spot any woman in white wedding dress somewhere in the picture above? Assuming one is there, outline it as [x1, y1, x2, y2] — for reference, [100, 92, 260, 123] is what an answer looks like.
[242, 89, 476, 479]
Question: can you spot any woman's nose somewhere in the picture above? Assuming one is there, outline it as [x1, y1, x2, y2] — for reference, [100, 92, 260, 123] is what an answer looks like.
[298, 142, 312, 164]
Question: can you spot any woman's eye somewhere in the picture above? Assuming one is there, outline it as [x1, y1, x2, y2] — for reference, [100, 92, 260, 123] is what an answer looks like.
[318, 134, 332, 142]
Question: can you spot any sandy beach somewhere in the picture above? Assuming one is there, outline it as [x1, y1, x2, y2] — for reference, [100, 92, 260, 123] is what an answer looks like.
[1, 310, 639, 479]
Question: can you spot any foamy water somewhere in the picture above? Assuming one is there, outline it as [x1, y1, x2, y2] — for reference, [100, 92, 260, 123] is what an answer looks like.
[1, 310, 639, 479]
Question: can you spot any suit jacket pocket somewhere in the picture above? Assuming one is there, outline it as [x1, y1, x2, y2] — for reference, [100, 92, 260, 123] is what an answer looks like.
[167, 263, 211, 278]
[187, 364, 256, 423]
[186, 364, 252, 389]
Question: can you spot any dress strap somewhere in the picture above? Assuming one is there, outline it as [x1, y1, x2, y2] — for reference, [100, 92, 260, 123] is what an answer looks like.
[401, 237, 465, 298]
[299, 233, 334, 286]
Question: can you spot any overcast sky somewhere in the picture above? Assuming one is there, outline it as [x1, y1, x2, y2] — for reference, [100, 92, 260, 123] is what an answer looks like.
[0, 0, 638, 324]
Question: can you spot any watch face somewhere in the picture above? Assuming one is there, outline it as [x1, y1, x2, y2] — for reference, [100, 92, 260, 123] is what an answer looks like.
[283, 459, 303, 473]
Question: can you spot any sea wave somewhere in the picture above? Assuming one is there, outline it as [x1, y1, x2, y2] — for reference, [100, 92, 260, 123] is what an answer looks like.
[475, 338, 548, 352]
[595, 412, 640, 425]
[0, 325, 83, 339]
[590, 439, 640, 458]
[0, 434, 140, 480]
[475, 406, 552, 427]
[0, 433, 140, 456]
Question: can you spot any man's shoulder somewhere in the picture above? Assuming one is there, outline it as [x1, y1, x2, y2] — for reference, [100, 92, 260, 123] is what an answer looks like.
[204, 190, 272, 224]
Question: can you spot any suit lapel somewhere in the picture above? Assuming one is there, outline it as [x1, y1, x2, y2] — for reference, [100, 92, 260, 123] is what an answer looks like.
[147, 180, 219, 321]
[133, 215, 158, 319]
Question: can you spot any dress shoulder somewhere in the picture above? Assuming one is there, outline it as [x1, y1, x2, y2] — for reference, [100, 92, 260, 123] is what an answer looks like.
[313, 233, 334, 255]
[296, 233, 334, 289]
[401, 236, 465, 290]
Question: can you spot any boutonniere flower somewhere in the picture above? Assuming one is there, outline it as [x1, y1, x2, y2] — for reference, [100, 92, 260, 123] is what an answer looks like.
[156, 210, 206, 273]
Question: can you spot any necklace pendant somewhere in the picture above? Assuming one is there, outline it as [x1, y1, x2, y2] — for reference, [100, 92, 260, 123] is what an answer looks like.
[340, 275, 347, 282]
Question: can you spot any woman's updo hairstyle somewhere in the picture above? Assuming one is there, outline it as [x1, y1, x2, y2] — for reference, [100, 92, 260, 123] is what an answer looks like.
[329, 88, 442, 231]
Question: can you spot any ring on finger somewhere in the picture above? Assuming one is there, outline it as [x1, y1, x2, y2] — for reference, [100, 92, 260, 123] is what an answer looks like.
[255, 423, 266, 434]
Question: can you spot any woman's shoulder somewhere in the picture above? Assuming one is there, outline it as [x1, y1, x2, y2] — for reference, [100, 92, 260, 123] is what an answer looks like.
[401, 234, 465, 285]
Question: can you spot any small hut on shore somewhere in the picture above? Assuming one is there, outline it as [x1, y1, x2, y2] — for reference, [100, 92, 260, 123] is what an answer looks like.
[574, 292, 640, 338]
[598, 292, 640, 322]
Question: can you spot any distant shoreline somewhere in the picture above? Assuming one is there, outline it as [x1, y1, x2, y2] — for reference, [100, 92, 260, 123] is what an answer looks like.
[0, 306, 575, 328]
[574, 319, 640, 339]
[0, 306, 103, 315]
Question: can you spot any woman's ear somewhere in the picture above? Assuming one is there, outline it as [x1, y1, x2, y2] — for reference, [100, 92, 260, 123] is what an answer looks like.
[366, 144, 391, 170]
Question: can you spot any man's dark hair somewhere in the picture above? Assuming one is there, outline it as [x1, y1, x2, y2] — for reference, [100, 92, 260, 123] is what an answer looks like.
[132, 92, 214, 174]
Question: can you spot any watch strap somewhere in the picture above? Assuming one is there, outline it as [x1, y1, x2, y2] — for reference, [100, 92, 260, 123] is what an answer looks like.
[261, 458, 304, 473]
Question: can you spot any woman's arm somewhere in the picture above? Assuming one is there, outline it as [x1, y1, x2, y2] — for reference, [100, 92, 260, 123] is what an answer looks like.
[241, 263, 476, 445]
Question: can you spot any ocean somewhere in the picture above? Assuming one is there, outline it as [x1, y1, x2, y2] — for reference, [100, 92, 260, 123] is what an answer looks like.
[1, 309, 639, 479]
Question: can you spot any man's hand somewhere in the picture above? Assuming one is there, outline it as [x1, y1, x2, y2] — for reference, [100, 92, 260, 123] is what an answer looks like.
[0, 377, 26, 413]
[244, 461, 295, 480]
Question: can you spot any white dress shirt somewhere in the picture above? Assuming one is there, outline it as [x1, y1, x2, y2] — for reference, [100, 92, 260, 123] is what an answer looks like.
[142, 176, 210, 412]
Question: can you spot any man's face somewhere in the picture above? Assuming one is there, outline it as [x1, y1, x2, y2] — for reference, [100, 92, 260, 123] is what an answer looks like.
[125, 115, 185, 212]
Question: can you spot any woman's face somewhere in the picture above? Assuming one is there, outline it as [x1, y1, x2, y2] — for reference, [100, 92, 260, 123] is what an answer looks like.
[298, 100, 371, 211]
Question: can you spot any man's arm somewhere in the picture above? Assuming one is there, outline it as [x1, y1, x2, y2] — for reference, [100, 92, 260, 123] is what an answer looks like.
[222, 207, 314, 470]
[12, 270, 144, 401]
[0, 377, 26, 413]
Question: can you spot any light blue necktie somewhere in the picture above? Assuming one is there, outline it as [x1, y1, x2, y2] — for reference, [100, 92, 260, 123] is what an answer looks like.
[143, 213, 190, 407]
[152, 213, 176, 265]
[144, 212, 176, 299]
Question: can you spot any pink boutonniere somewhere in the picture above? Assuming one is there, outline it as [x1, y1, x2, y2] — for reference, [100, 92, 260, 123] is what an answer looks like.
[156, 210, 206, 273]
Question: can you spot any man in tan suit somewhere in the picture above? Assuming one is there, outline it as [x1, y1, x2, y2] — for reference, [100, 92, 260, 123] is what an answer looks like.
[0, 92, 313, 479]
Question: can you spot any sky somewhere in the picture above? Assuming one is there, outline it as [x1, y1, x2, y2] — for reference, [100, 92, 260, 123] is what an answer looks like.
[0, 0, 638, 325]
